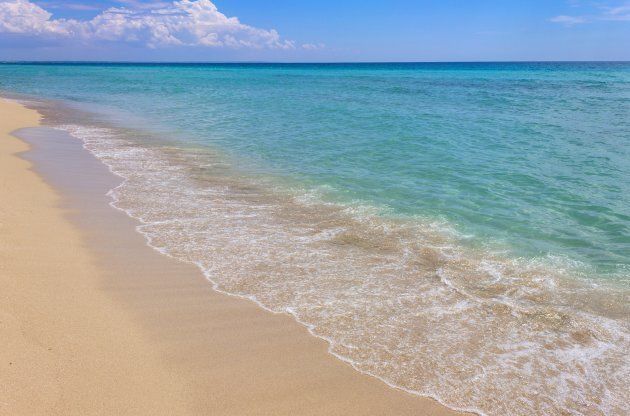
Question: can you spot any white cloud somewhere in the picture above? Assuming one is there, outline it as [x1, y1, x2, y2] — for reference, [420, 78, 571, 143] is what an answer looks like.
[0, 0, 72, 35]
[601, 3, 630, 20]
[549, 15, 586, 25]
[0, 0, 295, 49]
[301, 42, 324, 50]
[549, 1, 630, 25]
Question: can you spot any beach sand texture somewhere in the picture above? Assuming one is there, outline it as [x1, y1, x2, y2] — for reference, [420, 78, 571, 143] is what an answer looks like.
[0, 98, 463, 415]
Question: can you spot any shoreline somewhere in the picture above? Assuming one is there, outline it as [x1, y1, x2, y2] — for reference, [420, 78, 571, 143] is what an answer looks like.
[1, 97, 464, 415]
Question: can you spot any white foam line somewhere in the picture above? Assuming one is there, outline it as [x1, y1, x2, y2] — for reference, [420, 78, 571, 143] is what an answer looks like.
[55, 122, 630, 416]
[56, 124, 486, 416]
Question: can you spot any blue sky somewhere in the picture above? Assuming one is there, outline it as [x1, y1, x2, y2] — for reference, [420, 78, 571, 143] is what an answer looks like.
[0, 0, 629, 61]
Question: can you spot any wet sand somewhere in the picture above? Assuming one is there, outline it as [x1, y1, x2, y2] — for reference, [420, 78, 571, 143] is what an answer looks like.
[1, 98, 465, 415]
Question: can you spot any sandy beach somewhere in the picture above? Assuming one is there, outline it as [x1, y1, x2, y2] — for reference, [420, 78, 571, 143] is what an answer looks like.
[0, 97, 463, 415]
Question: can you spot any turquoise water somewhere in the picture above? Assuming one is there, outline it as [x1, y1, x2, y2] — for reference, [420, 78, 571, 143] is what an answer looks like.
[2, 62, 629, 274]
[2, 63, 629, 415]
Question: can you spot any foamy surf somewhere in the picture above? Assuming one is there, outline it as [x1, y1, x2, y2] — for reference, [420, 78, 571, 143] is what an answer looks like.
[55, 121, 629, 416]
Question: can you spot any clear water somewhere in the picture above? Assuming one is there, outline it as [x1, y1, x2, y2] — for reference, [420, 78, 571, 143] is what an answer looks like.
[1, 62, 629, 415]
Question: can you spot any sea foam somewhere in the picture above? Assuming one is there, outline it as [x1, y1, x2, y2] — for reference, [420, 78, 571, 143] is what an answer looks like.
[55, 122, 630, 416]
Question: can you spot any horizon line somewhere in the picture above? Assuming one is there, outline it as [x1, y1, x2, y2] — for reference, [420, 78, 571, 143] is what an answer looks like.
[2, 60, 630, 65]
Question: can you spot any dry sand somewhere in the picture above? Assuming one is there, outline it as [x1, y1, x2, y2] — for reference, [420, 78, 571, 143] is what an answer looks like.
[0, 97, 465, 415]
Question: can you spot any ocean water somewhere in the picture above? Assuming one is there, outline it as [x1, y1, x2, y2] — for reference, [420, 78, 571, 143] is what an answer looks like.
[1, 62, 629, 415]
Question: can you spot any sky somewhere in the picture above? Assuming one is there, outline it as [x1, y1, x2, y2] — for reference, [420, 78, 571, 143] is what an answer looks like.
[0, 0, 629, 62]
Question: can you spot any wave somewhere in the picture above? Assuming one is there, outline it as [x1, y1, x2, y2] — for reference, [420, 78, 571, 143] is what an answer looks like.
[57, 121, 629, 416]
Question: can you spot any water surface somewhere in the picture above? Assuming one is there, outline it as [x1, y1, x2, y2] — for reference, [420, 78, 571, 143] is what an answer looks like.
[2, 62, 629, 415]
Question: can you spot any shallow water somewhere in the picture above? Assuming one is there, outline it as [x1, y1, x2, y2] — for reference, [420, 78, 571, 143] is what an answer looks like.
[2, 62, 629, 415]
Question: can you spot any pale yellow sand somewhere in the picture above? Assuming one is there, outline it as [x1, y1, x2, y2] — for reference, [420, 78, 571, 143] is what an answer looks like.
[0, 100, 193, 414]
[0, 98, 465, 415]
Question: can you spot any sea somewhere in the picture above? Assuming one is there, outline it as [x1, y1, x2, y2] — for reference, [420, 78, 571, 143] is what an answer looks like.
[1, 62, 628, 415]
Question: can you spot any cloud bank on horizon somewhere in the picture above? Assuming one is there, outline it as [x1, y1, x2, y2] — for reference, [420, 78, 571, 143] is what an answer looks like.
[0, 0, 299, 49]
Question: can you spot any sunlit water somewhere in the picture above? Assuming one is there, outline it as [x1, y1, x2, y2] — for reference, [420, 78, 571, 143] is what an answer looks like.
[2, 62, 629, 415]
